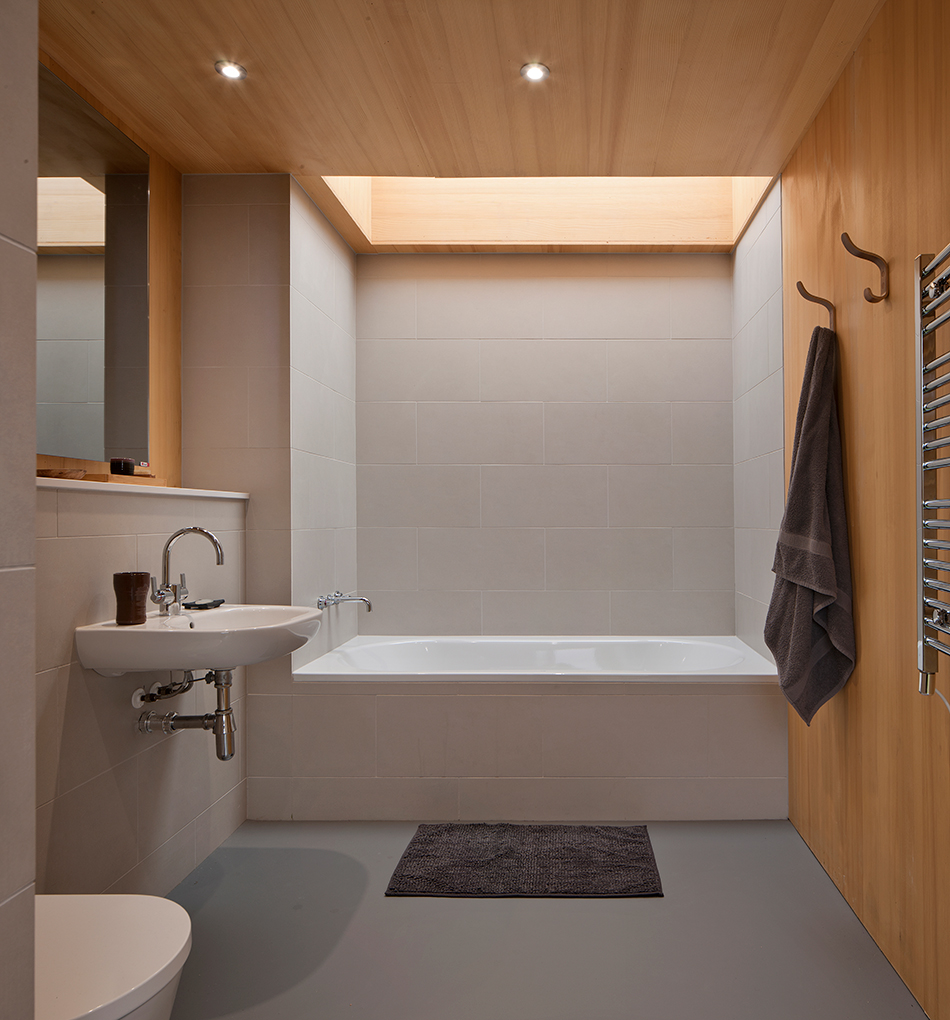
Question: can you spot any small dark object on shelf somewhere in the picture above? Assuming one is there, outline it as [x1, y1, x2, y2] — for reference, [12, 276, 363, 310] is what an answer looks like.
[182, 598, 226, 610]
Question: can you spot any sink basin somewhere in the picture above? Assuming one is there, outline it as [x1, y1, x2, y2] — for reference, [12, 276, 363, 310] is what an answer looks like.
[75, 604, 322, 676]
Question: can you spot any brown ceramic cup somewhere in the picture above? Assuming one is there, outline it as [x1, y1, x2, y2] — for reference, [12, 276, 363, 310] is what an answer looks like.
[113, 571, 151, 625]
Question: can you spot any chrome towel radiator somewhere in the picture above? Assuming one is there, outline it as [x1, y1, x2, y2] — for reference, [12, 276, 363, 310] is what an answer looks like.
[917, 243, 950, 694]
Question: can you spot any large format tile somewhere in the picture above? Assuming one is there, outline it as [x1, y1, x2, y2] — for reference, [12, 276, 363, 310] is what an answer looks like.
[707, 695, 787, 777]
[291, 778, 459, 820]
[182, 284, 289, 368]
[541, 695, 708, 777]
[481, 466, 609, 527]
[480, 590, 611, 635]
[357, 402, 417, 464]
[608, 340, 732, 402]
[377, 696, 543, 778]
[104, 823, 197, 897]
[36, 760, 139, 894]
[357, 465, 480, 527]
[417, 528, 545, 591]
[357, 528, 418, 591]
[355, 278, 417, 339]
[417, 402, 544, 465]
[544, 528, 673, 591]
[183, 204, 250, 287]
[0, 568, 34, 901]
[358, 591, 482, 635]
[479, 340, 607, 402]
[416, 276, 544, 339]
[608, 465, 733, 527]
[542, 277, 671, 339]
[671, 402, 733, 465]
[357, 340, 479, 401]
[0, 885, 34, 1020]
[610, 590, 736, 634]
[291, 696, 377, 777]
[544, 403, 671, 465]
[672, 528, 735, 590]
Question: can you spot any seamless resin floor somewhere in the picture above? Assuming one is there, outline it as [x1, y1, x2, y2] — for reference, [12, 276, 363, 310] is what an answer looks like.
[168, 819, 925, 1020]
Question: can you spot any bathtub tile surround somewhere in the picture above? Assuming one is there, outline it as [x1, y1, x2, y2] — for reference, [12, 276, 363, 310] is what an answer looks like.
[181, 174, 358, 692]
[34, 483, 247, 895]
[732, 182, 784, 658]
[0, 2, 36, 1014]
[355, 253, 737, 637]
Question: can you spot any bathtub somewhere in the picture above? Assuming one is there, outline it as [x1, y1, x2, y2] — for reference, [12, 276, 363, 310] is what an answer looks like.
[295, 634, 777, 682]
[290, 635, 786, 821]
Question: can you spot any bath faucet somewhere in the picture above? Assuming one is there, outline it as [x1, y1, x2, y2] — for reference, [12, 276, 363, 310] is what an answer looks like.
[316, 590, 372, 612]
[151, 527, 225, 616]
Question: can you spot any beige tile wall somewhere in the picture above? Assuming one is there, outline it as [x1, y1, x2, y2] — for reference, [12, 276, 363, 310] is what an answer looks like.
[34, 485, 248, 894]
[732, 182, 784, 658]
[355, 254, 735, 636]
[0, 2, 36, 1013]
[247, 685, 788, 821]
[289, 179, 358, 667]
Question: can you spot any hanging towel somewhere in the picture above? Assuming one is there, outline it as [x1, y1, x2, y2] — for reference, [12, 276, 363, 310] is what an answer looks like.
[764, 325, 855, 725]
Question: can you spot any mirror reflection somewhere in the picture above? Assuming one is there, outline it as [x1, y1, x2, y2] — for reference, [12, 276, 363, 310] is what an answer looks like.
[37, 64, 150, 463]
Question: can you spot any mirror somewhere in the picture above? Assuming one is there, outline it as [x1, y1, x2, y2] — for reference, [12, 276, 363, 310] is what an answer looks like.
[37, 64, 150, 464]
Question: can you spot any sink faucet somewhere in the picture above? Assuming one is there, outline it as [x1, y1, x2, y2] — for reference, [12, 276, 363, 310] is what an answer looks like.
[316, 591, 372, 612]
[151, 527, 225, 616]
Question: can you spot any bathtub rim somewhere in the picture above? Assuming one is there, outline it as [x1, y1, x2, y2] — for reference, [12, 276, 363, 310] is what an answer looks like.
[293, 634, 778, 684]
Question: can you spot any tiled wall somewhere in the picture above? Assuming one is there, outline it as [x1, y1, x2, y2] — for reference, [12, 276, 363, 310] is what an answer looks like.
[354, 254, 735, 635]
[247, 679, 787, 821]
[36, 254, 105, 460]
[34, 485, 247, 895]
[732, 182, 784, 657]
[0, 2, 37, 1014]
[288, 179, 358, 663]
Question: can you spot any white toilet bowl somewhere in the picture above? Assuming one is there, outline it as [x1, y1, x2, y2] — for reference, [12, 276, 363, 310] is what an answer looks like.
[35, 894, 192, 1020]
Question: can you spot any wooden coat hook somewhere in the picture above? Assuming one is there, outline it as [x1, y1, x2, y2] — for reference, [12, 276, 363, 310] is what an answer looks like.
[796, 281, 836, 332]
[841, 232, 889, 302]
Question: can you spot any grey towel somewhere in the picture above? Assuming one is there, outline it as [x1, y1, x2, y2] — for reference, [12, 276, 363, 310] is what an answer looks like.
[765, 326, 855, 724]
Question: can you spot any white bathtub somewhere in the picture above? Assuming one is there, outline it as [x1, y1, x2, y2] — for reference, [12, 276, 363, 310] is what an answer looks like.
[295, 635, 777, 681]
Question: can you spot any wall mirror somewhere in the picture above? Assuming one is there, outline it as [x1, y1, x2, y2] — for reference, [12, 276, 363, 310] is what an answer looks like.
[37, 63, 150, 464]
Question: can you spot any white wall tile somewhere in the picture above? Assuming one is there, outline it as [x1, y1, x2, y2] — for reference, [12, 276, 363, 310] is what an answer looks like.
[671, 403, 733, 465]
[542, 277, 671, 339]
[544, 403, 671, 465]
[355, 278, 417, 339]
[482, 466, 609, 527]
[418, 528, 545, 590]
[358, 339, 479, 401]
[480, 340, 607, 402]
[357, 465, 480, 527]
[417, 276, 544, 338]
[673, 528, 735, 589]
[545, 528, 673, 590]
[356, 403, 417, 464]
[418, 402, 544, 465]
[610, 590, 736, 635]
[608, 340, 732, 402]
[480, 590, 611, 635]
[609, 465, 733, 527]
[357, 527, 418, 591]
[671, 276, 732, 339]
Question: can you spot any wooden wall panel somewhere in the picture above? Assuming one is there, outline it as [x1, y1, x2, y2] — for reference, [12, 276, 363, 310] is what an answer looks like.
[147, 153, 182, 487]
[783, 1, 950, 1015]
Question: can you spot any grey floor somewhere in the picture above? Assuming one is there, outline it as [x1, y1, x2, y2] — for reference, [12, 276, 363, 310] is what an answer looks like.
[168, 820, 926, 1020]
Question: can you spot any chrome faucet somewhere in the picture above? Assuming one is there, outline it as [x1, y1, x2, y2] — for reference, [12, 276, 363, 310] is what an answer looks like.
[151, 527, 225, 616]
[316, 591, 372, 612]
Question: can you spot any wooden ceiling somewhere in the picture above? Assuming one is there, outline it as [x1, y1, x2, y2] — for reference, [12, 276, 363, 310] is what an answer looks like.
[38, 0, 884, 180]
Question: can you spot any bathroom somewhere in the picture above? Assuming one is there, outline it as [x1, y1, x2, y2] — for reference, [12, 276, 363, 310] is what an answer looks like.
[4, 0, 950, 1018]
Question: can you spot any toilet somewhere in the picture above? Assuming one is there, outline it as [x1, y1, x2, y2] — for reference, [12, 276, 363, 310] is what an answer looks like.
[35, 895, 192, 1020]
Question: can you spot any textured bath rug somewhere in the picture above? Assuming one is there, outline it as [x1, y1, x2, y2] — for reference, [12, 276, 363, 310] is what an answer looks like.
[385, 823, 663, 898]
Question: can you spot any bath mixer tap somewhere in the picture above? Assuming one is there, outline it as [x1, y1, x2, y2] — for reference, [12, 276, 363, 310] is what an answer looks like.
[316, 590, 372, 612]
[151, 527, 225, 616]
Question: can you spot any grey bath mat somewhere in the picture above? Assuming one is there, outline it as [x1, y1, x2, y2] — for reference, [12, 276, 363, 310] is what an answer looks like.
[385, 823, 663, 898]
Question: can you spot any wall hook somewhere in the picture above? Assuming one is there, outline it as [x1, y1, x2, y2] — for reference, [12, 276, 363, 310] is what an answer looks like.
[796, 281, 836, 332]
[841, 232, 889, 302]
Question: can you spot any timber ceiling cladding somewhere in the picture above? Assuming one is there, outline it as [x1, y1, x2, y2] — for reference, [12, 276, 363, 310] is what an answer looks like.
[38, 0, 883, 179]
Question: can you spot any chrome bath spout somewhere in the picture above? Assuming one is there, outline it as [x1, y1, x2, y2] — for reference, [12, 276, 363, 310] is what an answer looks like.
[316, 591, 372, 612]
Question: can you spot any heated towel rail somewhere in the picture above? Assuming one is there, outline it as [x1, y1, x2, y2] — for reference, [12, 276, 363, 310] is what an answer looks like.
[917, 243, 950, 694]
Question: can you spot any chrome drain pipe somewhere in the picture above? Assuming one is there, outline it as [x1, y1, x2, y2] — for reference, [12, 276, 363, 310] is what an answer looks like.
[139, 669, 235, 761]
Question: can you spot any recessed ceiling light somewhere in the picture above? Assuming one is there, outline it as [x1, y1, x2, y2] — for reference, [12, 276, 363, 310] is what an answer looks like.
[215, 60, 247, 80]
[520, 62, 550, 82]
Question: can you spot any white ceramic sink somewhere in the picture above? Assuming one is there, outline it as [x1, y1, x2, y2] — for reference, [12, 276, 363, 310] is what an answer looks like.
[75, 604, 322, 676]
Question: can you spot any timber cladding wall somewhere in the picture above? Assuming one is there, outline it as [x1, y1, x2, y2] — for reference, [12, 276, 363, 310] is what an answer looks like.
[782, 0, 950, 1015]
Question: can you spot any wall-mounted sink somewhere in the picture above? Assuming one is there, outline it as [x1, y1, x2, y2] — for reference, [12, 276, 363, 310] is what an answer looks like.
[75, 604, 322, 676]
